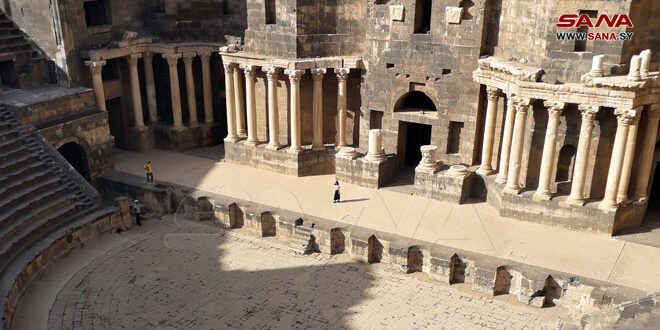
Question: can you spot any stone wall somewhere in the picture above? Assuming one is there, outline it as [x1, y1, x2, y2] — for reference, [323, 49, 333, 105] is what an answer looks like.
[243, 0, 298, 58]
[225, 140, 336, 176]
[335, 152, 397, 189]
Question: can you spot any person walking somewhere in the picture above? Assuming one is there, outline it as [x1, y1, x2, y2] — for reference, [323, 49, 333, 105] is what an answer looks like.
[144, 161, 153, 184]
[131, 199, 142, 226]
[333, 180, 341, 203]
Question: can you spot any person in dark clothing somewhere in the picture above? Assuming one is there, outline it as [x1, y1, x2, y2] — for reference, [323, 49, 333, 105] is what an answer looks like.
[131, 200, 142, 226]
[333, 180, 341, 203]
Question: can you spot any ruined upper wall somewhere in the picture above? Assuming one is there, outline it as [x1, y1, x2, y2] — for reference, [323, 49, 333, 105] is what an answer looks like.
[243, 0, 298, 58]
[493, 0, 657, 83]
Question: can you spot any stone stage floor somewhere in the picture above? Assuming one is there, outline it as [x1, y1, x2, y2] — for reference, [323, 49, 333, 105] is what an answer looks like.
[14, 216, 578, 329]
[108, 149, 660, 294]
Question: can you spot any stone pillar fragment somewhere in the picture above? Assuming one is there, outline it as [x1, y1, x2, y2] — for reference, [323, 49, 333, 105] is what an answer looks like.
[264, 67, 281, 149]
[286, 69, 304, 152]
[365, 129, 386, 162]
[416, 145, 439, 173]
[241, 64, 258, 145]
[183, 52, 199, 127]
[600, 110, 634, 210]
[628, 55, 642, 81]
[566, 105, 599, 205]
[478, 86, 501, 175]
[335, 68, 349, 147]
[128, 53, 145, 129]
[496, 96, 516, 184]
[617, 110, 640, 203]
[143, 52, 158, 123]
[503, 98, 531, 194]
[223, 62, 239, 141]
[633, 108, 660, 201]
[533, 102, 564, 201]
[311, 68, 326, 150]
[163, 54, 184, 130]
[85, 60, 107, 111]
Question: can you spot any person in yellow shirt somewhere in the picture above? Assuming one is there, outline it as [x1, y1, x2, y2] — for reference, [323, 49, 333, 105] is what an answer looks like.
[144, 161, 153, 184]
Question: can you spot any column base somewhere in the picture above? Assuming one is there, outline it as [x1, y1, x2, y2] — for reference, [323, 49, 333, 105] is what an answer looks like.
[244, 139, 260, 147]
[532, 191, 552, 201]
[266, 143, 283, 150]
[154, 124, 196, 151]
[494, 175, 508, 184]
[125, 126, 155, 153]
[477, 166, 495, 176]
[312, 144, 325, 151]
[224, 135, 241, 143]
[288, 146, 303, 154]
[364, 153, 387, 163]
[198, 123, 222, 146]
[562, 197, 585, 207]
[502, 186, 521, 195]
[599, 200, 619, 211]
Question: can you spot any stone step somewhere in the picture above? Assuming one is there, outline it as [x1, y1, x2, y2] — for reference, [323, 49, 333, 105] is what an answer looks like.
[0, 168, 57, 205]
[0, 153, 35, 176]
[0, 161, 45, 184]
[0, 34, 23, 44]
[0, 184, 68, 222]
[0, 42, 32, 53]
[0, 136, 22, 153]
[0, 142, 30, 162]
[0, 193, 78, 247]
[289, 225, 314, 254]
[0, 128, 19, 142]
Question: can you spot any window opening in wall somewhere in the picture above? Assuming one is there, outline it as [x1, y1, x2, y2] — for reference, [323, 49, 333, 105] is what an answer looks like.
[459, 0, 474, 20]
[84, 0, 112, 27]
[370, 110, 383, 130]
[447, 121, 463, 154]
[574, 10, 597, 52]
[46, 60, 58, 84]
[0, 61, 17, 88]
[442, 69, 451, 75]
[222, 0, 229, 14]
[375, 0, 390, 4]
[265, 0, 276, 25]
[386, 63, 394, 69]
[414, 0, 432, 34]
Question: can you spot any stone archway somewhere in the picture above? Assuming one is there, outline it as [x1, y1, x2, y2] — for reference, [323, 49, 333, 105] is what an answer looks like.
[330, 228, 345, 254]
[261, 211, 276, 237]
[228, 203, 244, 229]
[57, 142, 91, 181]
[368, 235, 383, 264]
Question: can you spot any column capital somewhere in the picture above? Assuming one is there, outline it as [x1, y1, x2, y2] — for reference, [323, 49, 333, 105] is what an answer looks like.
[182, 51, 197, 63]
[241, 64, 258, 78]
[578, 104, 599, 121]
[543, 101, 565, 117]
[198, 51, 212, 60]
[263, 66, 281, 81]
[311, 68, 327, 79]
[143, 51, 154, 60]
[85, 60, 106, 73]
[614, 108, 637, 126]
[128, 53, 143, 64]
[512, 97, 532, 113]
[486, 86, 501, 101]
[163, 53, 182, 66]
[334, 68, 350, 81]
[285, 69, 304, 83]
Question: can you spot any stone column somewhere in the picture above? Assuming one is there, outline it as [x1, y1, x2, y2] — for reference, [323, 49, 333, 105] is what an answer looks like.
[143, 52, 158, 123]
[495, 96, 516, 184]
[617, 110, 641, 203]
[335, 68, 349, 147]
[200, 52, 214, 124]
[264, 67, 281, 149]
[183, 52, 199, 127]
[600, 110, 635, 210]
[163, 54, 184, 130]
[365, 129, 386, 162]
[566, 105, 599, 204]
[503, 97, 531, 194]
[286, 69, 304, 152]
[223, 62, 238, 141]
[533, 102, 565, 201]
[311, 68, 326, 150]
[478, 86, 501, 175]
[633, 107, 660, 201]
[234, 65, 246, 136]
[416, 145, 439, 172]
[241, 64, 258, 145]
[85, 60, 106, 111]
[128, 53, 145, 129]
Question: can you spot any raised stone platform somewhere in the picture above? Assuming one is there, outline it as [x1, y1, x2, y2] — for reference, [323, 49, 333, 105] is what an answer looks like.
[335, 149, 397, 188]
[225, 139, 335, 176]
[415, 164, 476, 204]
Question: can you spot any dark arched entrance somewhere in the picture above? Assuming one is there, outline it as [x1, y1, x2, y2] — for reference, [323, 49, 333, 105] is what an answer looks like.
[58, 142, 90, 181]
[648, 142, 660, 211]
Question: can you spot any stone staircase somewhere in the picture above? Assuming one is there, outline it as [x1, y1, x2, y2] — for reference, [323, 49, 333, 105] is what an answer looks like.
[0, 10, 48, 90]
[0, 105, 100, 327]
[289, 225, 315, 254]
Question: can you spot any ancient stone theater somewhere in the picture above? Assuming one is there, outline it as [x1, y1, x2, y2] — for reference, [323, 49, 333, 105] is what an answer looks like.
[0, 0, 659, 329]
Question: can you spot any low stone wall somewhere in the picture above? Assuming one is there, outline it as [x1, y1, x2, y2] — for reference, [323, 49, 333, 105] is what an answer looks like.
[99, 172, 645, 322]
[3, 198, 131, 330]
[154, 123, 220, 152]
[225, 140, 335, 176]
[97, 171, 174, 214]
[335, 153, 396, 188]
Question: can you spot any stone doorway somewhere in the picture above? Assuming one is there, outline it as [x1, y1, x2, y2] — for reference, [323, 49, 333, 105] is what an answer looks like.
[397, 121, 432, 169]
[648, 157, 660, 212]
[58, 142, 90, 182]
[106, 97, 126, 149]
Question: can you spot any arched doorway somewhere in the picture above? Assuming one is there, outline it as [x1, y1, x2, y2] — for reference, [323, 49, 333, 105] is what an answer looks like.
[648, 142, 660, 212]
[555, 145, 577, 195]
[58, 142, 90, 181]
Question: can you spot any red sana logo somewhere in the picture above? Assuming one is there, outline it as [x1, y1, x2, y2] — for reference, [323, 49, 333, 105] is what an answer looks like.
[556, 14, 634, 28]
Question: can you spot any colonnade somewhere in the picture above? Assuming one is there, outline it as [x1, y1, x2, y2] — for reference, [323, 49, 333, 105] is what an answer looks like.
[86, 50, 216, 131]
[478, 86, 660, 210]
[222, 61, 350, 152]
